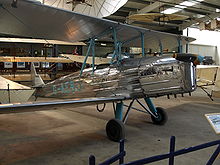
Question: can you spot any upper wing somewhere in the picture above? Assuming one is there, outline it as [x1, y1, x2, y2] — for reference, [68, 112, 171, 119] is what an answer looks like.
[0, 0, 194, 51]
[0, 96, 125, 114]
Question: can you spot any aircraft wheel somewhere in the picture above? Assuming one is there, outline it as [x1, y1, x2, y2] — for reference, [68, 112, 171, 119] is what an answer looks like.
[106, 119, 125, 142]
[151, 107, 167, 125]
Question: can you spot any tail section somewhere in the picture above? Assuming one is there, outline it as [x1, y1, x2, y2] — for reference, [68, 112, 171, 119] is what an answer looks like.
[31, 63, 45, 87]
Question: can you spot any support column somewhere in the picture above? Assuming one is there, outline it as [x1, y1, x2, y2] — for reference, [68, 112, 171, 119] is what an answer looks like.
[186, 28, 189, 53]
[53, 44, 59, 57]
[91, 40, 95, 74]
[141, 32, 145, 57]
[30, 44, 34, 57]
[51, 44, 58, 79]
[178, 39, 183, 53]
[115, 102, 124, 121]
[159, 41, 163, 56]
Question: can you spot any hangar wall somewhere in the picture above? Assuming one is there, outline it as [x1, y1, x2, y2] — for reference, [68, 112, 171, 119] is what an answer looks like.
[183, 28, 220, 65]
[82, 45, 114, 57]
[186, 44, 218, 64]
[217, 46, 220, 65]
[0, 43, 78, 56]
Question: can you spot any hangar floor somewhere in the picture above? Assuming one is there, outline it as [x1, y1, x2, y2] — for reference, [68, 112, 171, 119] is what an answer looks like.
[0, 89, 220, 165]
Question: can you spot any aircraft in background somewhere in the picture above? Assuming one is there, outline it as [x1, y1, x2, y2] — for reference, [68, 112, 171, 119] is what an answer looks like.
[0, 37, 86, 81]
[0, 0, 203, 141]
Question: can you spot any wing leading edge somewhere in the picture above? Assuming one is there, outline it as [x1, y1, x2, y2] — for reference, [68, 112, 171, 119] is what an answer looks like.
[0, 96, 126, 114]
[0, 0, 194, 51]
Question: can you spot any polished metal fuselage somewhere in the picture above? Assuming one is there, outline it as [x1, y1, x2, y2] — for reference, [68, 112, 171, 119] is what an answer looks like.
[35, 56, 196, 99]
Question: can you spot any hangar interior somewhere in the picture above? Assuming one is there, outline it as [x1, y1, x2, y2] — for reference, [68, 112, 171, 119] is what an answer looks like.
[0, 0, 220, 165]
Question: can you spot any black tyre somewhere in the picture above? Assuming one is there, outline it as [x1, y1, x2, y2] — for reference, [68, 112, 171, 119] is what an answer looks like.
[151, 107, 168, 125]
[106, 119, 125, 142]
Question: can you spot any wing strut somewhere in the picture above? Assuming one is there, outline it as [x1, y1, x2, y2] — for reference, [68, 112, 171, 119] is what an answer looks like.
[80, 38, 95, 76]
[79, 23, 186, 77]
[79, 27, 150, 76]
[79, 27, 117, 77]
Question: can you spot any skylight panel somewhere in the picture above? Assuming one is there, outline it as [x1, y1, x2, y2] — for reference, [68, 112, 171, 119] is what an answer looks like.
[161, 0, 204, 14]
[175, 5, 187, 9]
[180, 1, 197, 7]
[162, 8, 182, 14]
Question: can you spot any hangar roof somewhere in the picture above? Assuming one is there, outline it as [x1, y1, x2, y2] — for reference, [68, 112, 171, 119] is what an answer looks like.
[105, 0, 220, 33]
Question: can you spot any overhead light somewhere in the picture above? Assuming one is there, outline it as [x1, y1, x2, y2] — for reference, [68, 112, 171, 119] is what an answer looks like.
[175, 5, 187, 9]
[216, 9, 220, 13]
[196, 14, 205, 18]
[180, 1, 197, 7]
[162, 8, 181, 14]
[100, 43, 106, 46]
[100, 43, 107, 46]
[35, 0, 44, 3]
[162, 0, 204, 15]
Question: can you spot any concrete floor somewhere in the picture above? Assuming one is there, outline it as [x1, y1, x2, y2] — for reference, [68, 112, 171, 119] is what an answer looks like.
[0, 89, 220, 165]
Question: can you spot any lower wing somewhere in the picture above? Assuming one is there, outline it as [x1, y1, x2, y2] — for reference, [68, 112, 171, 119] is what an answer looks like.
[0, 96, 126, 114]
[61, 54, 111, 65]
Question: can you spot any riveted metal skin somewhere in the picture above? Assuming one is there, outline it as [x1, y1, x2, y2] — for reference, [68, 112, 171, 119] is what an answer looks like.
[35, 56, 196, 99]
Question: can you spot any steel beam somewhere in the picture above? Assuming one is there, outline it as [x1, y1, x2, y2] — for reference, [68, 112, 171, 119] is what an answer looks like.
[179, 13, 220, 30]
[138, 1, 164, 14]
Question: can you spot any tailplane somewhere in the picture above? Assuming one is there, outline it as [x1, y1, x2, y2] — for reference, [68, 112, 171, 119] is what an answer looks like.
[31, 63, 45, 87]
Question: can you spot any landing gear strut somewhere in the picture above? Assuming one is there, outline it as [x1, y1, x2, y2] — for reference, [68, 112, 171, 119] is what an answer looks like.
[105, 98, 167, 141]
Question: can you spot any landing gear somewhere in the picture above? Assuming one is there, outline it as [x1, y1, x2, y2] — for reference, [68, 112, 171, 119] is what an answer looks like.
[106, 119, 125, 142]
[151, 107, 167, 125]
[106, 98, 168, 141]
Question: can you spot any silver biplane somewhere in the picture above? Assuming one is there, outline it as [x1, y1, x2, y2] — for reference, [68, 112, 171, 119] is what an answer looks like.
[0, 0, 202, 141]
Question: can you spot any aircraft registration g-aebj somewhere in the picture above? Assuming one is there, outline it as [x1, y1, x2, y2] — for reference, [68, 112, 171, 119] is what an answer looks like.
[0, 0, 203, 141]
